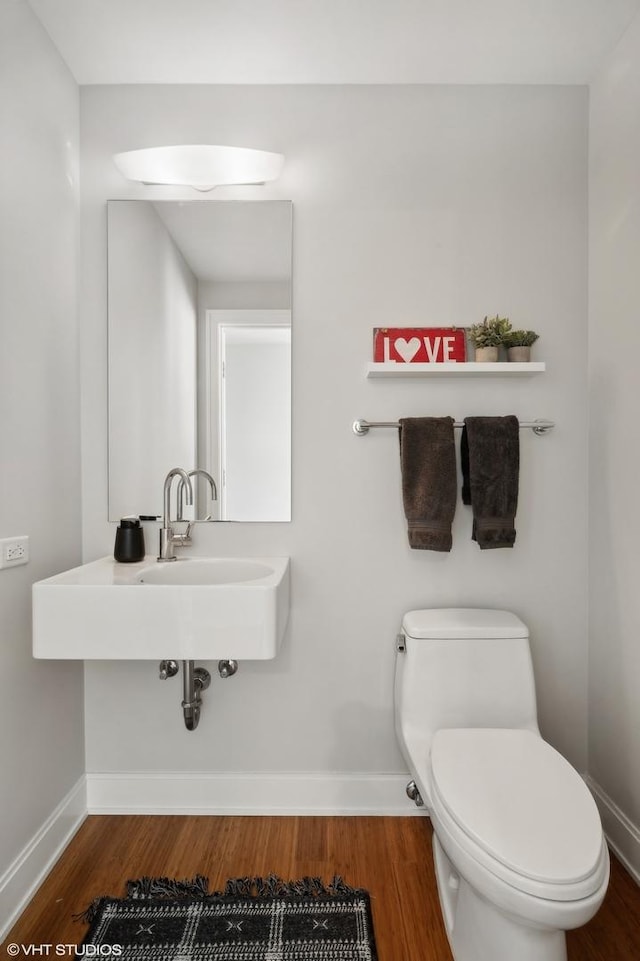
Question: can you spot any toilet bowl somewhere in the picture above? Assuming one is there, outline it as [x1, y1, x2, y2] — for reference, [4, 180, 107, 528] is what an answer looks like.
[394, 609, 609, 961]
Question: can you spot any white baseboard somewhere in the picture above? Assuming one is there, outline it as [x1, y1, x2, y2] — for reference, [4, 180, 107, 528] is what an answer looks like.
[86, 771, 424, 816]
[0, 777, 87, 941]
[586, 775, 640, 884]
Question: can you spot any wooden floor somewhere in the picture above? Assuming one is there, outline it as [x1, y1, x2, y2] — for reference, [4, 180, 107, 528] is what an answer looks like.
[3, 816, 640, 959]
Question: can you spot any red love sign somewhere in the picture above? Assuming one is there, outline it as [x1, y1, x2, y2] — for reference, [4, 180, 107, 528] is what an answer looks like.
[373, 327, 466, 363]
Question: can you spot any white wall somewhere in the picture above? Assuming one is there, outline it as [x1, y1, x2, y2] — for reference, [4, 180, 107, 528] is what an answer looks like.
[108, 201, 197, 519]
[79, 85, 589, 810]
[0, 0, 84, 931]
[589, 10, 640, 879]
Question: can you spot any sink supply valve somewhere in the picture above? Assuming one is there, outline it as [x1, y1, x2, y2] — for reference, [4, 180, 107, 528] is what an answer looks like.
[218, 659, 238, 678]
[406, 780, 424, 807]
[158, 659, 179, 680]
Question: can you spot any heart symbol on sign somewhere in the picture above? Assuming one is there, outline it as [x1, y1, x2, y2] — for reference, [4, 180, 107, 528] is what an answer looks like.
[395, 337, 421, 363]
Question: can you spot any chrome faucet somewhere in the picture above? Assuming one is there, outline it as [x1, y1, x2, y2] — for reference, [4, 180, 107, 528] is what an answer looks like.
[158, 467, 194, 562]
[177, 469, 218, 522]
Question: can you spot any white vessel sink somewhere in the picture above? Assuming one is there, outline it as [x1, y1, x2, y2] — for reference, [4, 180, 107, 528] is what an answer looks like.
[32, 555, 290, 660]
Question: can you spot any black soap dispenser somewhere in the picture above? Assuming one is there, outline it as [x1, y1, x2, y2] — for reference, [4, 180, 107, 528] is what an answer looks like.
[114, 516, 145, 563]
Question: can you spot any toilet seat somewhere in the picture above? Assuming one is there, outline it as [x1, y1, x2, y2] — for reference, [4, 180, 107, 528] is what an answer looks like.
[429, 728, 608, 903]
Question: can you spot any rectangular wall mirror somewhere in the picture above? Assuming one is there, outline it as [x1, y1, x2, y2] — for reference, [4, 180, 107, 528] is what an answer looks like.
[107, 199, 292, 523]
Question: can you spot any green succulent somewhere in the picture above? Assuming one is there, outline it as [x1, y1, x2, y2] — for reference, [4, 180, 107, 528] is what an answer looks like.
[503, 329, 540, 348]
[468, 315, 512, 348]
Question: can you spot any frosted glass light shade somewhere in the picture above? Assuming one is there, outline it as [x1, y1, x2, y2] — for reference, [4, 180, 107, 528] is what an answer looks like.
[113, 144, 285, 190]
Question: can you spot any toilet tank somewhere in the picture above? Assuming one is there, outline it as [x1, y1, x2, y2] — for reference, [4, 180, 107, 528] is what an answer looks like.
[394, 609, 540, 786]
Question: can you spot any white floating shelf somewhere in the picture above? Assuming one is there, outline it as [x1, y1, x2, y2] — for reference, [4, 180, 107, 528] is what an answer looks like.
[366, 362, 546, 378]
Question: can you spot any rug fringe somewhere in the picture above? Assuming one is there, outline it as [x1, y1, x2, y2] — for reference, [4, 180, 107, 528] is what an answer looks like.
[125, 873, 363, 900]
[72, 897, 107, 926]
[215, 874, 363, 898]
[127, 874, 210, 900]
[76, 873, 365, 922]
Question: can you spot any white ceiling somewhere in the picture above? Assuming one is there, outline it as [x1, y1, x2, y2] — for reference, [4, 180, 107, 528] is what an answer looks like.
[28, 0, 640, 86]
[150, 200, 292, 283]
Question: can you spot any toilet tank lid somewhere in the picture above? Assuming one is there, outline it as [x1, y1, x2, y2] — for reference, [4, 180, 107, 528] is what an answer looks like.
[402, 608, 528, 639]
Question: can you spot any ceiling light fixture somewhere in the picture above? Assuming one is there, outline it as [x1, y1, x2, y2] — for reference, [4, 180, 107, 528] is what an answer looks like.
[113, 144, 285, 191]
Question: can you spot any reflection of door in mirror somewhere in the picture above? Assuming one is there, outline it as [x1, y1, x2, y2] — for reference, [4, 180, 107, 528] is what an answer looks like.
[206, 311, 291, 521]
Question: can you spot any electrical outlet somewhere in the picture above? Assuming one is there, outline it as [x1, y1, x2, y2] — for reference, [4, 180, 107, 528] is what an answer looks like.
[0, 535, 29, 569]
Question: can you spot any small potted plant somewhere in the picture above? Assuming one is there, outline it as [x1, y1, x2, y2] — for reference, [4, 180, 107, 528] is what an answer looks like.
[468, 315, 512, 362]
[503, 329, 539, 362]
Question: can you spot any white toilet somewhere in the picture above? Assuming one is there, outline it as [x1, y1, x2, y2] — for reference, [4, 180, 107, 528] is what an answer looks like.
[394, 609, 609, 961]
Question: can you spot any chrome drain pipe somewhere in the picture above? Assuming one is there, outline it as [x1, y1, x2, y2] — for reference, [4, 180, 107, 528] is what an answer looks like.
[181, 660, 211, 731]
[159, 658, 236, 729]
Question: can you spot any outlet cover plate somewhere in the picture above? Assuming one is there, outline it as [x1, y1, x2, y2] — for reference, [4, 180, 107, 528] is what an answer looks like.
[0, 535, 29, 569]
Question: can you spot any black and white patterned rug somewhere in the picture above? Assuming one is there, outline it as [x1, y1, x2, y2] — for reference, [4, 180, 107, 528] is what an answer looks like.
[79, 875, 378, 960]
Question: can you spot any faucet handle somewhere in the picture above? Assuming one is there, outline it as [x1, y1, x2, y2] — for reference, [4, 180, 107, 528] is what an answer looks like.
[173, 522, 193, 545]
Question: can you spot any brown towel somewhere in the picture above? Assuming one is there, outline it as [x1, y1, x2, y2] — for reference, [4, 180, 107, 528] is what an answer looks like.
[399, 417, 457, 552]
[461, 416, 520, 549]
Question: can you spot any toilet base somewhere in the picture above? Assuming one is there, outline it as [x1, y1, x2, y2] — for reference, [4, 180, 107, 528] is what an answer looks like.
[433, 834, 568, 961]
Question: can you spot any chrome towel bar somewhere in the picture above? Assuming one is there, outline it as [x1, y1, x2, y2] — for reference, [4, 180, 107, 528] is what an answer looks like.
[353, 418, 555, 436]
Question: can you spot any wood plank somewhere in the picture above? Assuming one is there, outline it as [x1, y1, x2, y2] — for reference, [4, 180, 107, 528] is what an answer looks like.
[2, 815, 639, 959]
